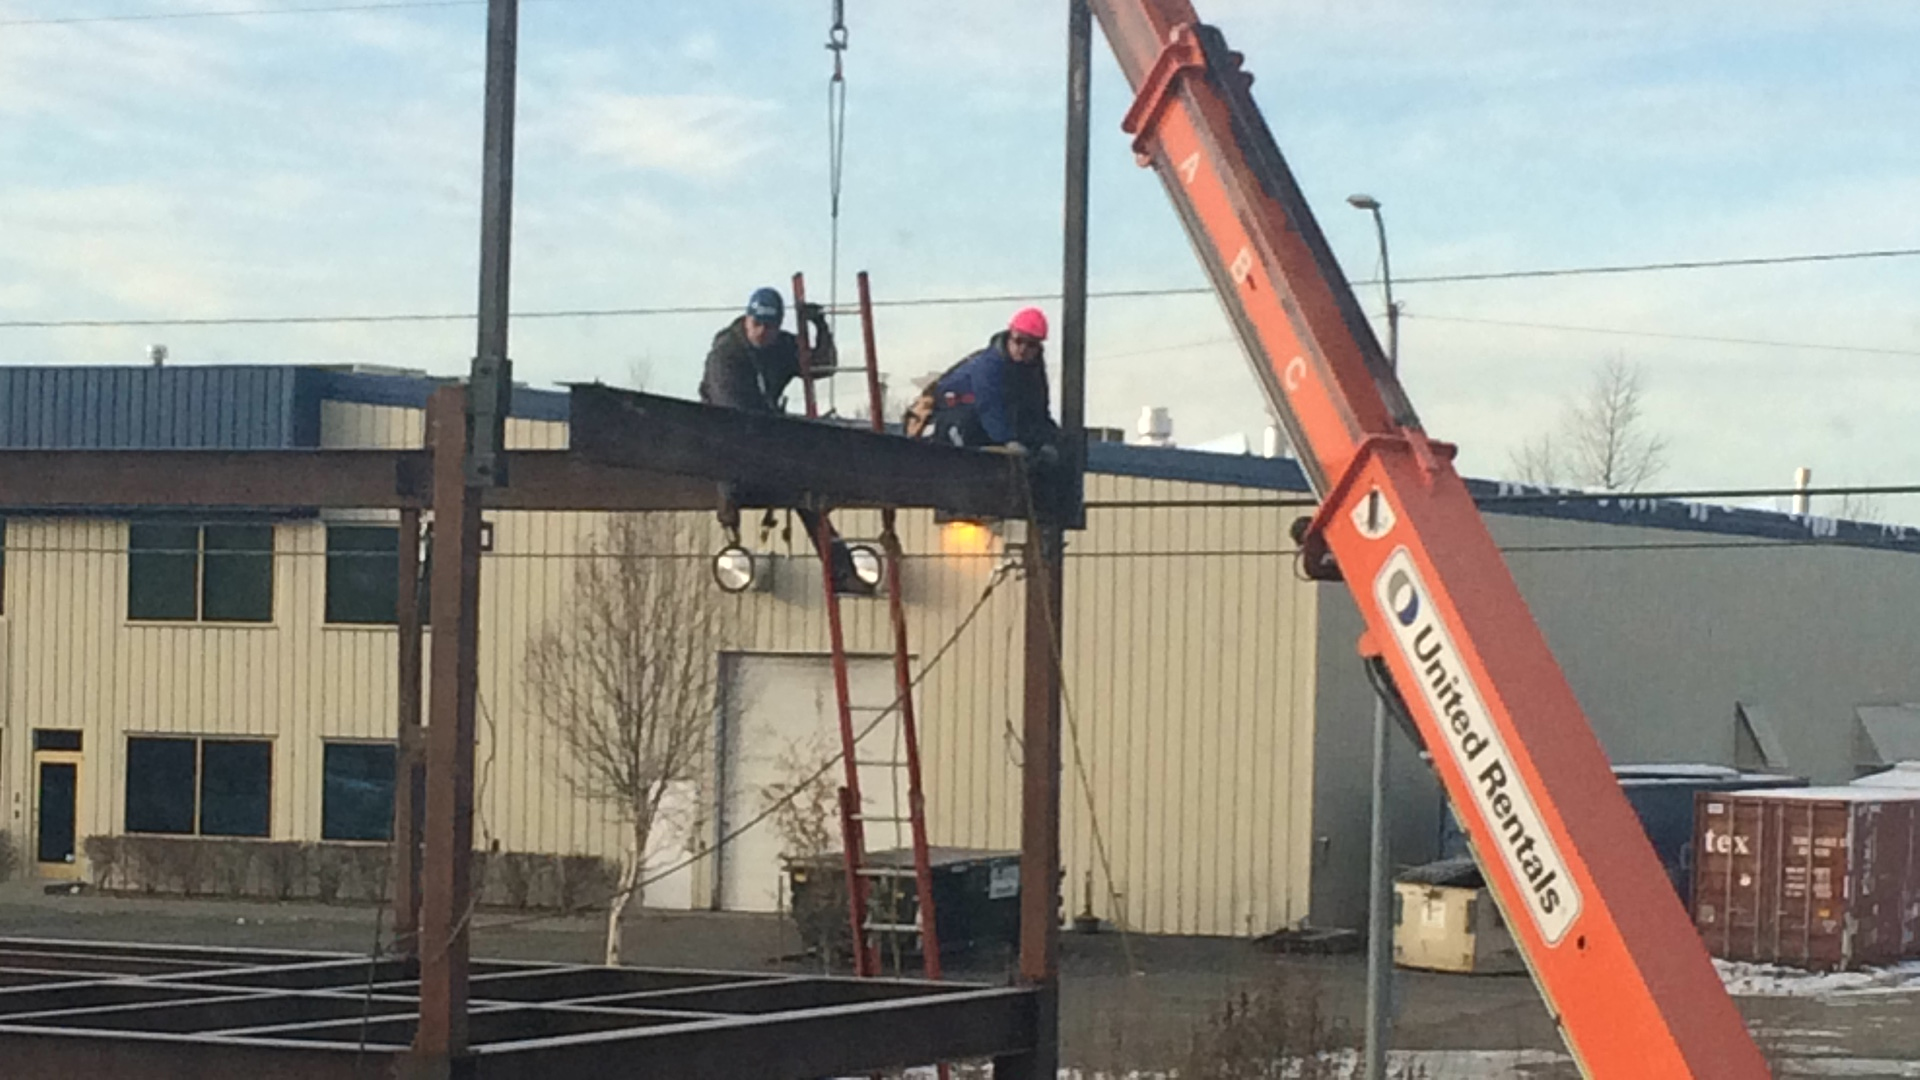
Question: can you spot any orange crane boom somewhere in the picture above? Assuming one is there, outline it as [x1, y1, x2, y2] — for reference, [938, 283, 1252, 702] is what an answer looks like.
[1090, 2, 1769, 1075]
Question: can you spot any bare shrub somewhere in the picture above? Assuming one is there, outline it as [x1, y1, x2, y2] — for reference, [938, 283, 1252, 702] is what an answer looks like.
[525, 515, 723, 964]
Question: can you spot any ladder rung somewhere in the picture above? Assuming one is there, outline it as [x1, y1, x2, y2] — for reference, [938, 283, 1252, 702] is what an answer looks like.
[852, 814, 912, 824]
[864, 922, 921, 934]
[855, 866, 916, 877]
[854, 758, 908, 768]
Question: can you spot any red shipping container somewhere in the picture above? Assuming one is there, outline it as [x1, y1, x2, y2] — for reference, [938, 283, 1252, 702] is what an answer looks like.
[1692, 787, 1920, 970]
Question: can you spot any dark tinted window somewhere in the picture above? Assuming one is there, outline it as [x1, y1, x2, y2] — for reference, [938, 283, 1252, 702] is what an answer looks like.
[201, 525, 274, 623]
[125, 737, 197, 833]
[199, 740, 272, 837]
[33, 729, 82, 752]
[127, 524, 199, 621]
[325, 526, 400, 625]
[322, 743, 396, 841]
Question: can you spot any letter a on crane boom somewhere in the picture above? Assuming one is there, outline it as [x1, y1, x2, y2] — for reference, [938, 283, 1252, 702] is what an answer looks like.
[1089, 1, 1770, 1076]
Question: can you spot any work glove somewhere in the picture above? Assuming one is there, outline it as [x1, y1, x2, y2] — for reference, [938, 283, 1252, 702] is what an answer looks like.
[799, 302, 827, 323]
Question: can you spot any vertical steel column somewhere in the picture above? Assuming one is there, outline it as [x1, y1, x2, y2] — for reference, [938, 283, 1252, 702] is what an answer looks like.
[465, 0, 519, 488]
[998, 526, 1065, 1080]
[393, 505, 426, 959]
[412, 388, 484, 1079]
[997, 6, 1088, 1076]
[1060, 0, 1092, 530]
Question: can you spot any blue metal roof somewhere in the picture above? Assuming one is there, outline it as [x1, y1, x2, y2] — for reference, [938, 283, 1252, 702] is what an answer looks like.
[0, 366, 570, 449]
[0, 366, 321, 449]
[1089, 439, 1920, 555]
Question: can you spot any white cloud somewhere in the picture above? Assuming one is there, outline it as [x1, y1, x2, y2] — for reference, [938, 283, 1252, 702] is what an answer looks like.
[0, 19, 244, 128]
[559, 93, 779, 178]
[0, 184, 237, 314]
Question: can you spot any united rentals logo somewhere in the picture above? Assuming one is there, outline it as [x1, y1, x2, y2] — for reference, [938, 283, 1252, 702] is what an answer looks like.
[1376, 547, 1582, 945]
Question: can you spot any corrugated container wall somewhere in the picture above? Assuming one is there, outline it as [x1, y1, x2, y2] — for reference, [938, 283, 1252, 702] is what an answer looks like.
[1693, 788, 1920, 970]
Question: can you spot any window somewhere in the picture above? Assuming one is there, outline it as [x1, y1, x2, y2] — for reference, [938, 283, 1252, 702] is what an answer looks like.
[325, 525, 426, 625]
[126, 737, 197, 834]
[200, 741, 272, 837]
[33, 729, 83, 753]
[128, 523, 274, 623]
[125, 736, 272, 837]
[323, 742, 397, 841]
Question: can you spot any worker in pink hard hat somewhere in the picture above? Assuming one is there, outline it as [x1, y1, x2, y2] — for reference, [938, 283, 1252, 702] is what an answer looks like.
[913, 307, 1059, 453]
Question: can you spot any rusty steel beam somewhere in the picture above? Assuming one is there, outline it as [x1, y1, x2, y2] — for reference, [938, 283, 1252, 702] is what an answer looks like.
[394, 506, 426, 959]
[490, 452, 718, 511]
[0, 450, 722, 512]
[568, 384, 1029, 519]
[412, 388, 483, 1077]
[0, 450, 423, 510]
[0, 1031, 388, 1080]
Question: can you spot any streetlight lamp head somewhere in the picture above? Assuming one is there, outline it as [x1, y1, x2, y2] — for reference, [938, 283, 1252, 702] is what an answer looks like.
[1347, 193, 1380, 211]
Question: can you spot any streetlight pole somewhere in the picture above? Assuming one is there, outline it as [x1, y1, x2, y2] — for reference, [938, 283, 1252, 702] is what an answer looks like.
[1348, 194, 1399, 369]
[1347, 191, 1396, 1080]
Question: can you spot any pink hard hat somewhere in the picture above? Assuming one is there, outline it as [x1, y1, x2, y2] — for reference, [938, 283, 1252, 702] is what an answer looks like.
[1007, 307, 1049, 341]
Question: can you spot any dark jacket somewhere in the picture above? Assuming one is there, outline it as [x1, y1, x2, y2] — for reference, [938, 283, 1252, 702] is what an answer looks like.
[698, 316, 836, 412]
[931, 332, 1057, 447]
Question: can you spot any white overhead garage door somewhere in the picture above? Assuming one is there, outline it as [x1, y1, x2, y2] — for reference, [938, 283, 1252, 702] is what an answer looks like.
[717, 653, 910, 913]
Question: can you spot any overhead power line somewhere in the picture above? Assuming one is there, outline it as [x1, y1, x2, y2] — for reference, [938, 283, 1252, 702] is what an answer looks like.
[1089, 483, 1920, 510]
[1483, 482, 1920, 504]
[1391, 246, 1920, 286]
[1405, 313, 1920, 358]
[4, 245, 1919, 342]
[0, 0, 481, 26]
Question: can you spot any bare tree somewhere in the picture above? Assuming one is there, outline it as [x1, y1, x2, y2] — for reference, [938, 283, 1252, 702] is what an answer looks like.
[524, 515, 723, 965]
[1832, 490, 1886, 524]
[1509, 356, 1668, 491]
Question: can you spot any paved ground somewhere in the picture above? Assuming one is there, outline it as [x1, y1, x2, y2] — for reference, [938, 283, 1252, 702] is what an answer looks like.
[1, 881, 1916, 1076]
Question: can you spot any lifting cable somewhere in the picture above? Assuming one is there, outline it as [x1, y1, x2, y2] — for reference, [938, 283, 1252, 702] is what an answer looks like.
[824, 0, 850, 413]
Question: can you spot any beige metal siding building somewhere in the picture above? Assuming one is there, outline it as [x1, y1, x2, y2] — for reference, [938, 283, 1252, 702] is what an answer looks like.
[5, 367, 1919, 937]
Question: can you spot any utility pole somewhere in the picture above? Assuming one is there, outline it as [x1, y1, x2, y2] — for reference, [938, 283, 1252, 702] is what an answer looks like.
[413, 0, 517, 1074]
[1348, 192, 1398, 1080]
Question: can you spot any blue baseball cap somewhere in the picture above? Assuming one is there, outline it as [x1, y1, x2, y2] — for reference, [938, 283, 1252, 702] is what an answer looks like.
[746, 287, 784, 326]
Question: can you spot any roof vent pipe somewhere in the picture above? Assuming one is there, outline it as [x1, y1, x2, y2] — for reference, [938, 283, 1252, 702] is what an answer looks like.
[148, 344, 168, 368]
[1263, 424, 1287, 459]
[1137, 405, 1174, 447]
[1792, 466, 1812, 515]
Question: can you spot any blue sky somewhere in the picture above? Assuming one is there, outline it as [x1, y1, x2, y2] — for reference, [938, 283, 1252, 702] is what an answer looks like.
[2, 0, 1918, 516]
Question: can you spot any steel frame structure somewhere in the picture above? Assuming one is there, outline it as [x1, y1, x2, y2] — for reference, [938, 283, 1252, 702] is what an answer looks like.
[0, 938, 1035, 1079]
[0, 383, 1055, 1078]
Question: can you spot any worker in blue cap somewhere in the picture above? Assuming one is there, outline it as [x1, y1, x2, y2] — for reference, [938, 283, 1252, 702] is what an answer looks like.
[699, 287, 835, 413]
[701, 287, 870, 594]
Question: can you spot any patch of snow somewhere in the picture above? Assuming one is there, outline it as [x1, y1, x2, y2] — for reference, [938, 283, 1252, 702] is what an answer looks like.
[1612, 763, 1743, 780]
[1716, 959, 1920, 997]
[1777, 1059, 1920, 1078]
[888, 1049, 1574, 1079]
